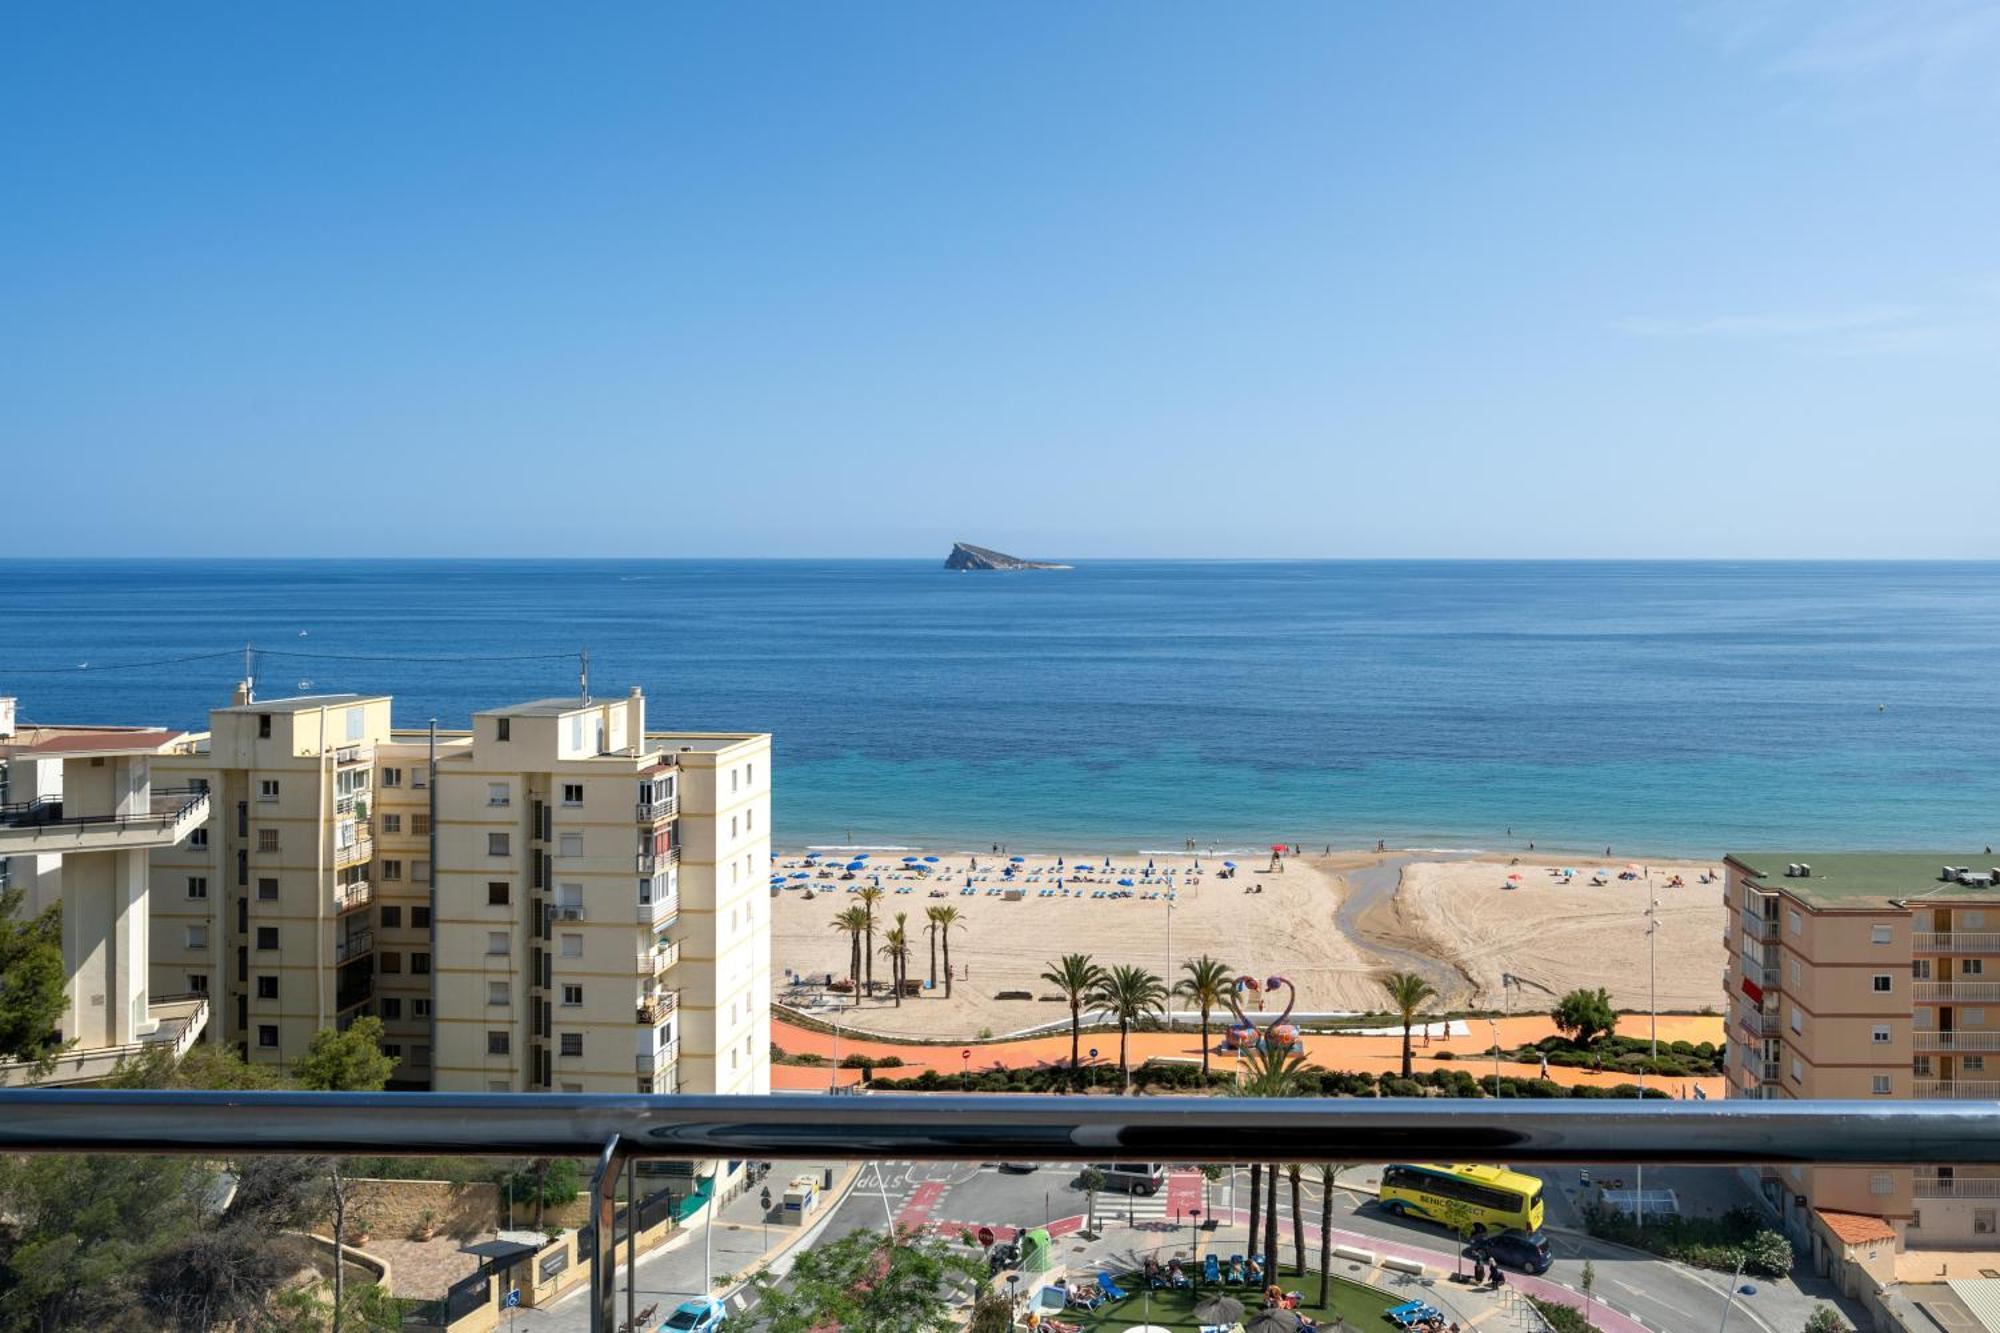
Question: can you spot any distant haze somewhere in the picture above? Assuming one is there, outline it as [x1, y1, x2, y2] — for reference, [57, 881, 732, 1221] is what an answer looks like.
[4, 5, 1998, 558]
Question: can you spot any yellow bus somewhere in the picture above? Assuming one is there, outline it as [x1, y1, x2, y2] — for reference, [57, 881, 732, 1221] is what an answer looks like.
[1379, 1163, 1545, 1235]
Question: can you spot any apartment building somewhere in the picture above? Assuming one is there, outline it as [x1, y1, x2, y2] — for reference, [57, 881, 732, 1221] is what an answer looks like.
[0, 701, 211, 1085]
[1724, 851, 2000, 1267]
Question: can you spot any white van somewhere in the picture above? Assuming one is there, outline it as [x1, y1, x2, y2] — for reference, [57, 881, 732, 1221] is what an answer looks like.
[1088, 1163, 1166, 1196]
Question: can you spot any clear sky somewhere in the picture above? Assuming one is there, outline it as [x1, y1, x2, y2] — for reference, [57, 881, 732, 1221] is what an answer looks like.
[4, 4, 1998, 558]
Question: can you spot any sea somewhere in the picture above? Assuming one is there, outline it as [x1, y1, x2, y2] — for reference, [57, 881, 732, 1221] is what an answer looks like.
[3, 559, 1998, 857]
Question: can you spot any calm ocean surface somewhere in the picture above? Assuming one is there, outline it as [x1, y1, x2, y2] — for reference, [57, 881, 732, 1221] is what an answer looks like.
[3, 560, 1997, 856]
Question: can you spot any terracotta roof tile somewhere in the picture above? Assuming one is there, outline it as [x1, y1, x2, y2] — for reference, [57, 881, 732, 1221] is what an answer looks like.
[1817, 1208, 1896, 1245]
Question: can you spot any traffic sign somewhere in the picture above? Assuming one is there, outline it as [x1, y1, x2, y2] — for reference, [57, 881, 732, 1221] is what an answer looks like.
[977, 1225, 995, 1248]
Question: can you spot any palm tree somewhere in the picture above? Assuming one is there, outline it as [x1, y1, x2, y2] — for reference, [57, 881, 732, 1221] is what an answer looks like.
[1378, 970, 1439, 1079]
[1315, 1163, 1344, 1308]
[927, 905, 962, 999]
[1089, 964, 1168, 1094]
[1233, 1046, 1313, 1281]
[1289, 1163, 1305, 1277]
[857, 886, 884, 993]
[1175, 956, 1234, 1078]
[923, 909, 940, 987]
[1265, 1162, 1280, 1285]
[879, 917, 911, 1007]
[831, 906, 870, 1003]
[1040, 953, 1108, 1091]
[1249, 1162, 1263, 1263]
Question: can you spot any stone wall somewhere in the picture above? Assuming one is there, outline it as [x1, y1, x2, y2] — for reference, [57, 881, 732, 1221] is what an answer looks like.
[322, 1178, 600, 1242]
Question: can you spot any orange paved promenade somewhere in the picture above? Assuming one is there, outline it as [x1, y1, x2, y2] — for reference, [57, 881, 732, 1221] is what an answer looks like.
[770, 1012, 1727, 1096]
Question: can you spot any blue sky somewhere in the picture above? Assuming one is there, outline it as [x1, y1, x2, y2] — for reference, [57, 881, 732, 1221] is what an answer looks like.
[3, 3, 1997, 558]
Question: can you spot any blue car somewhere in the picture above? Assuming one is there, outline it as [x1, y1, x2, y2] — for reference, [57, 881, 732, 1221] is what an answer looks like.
[660, 1297, 726, 1331]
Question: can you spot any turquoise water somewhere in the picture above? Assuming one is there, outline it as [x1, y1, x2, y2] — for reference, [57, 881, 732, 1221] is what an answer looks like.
[3, 559, 1998, 855]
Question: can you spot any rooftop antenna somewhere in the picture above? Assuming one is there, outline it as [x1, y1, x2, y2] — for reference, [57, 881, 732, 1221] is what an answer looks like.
[579, 648, 590, 705]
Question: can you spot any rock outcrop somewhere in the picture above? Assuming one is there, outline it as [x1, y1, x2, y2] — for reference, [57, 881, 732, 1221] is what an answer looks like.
[943, 542, 1071, 571]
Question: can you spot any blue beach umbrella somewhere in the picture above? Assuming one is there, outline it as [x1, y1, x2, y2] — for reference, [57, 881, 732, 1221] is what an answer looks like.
[1010, 855, 1026, 863]
[924, 856, 940, 863]
[1222, 861, 1236, 868]
[846, 862, 865, 872]
[791, 872, 811, 879]
[903, 856, 921, 863]
[1118, 878, 1135, 887]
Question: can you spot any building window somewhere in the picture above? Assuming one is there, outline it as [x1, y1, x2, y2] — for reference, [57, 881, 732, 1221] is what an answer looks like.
[380, 905, 401, 928]
[488, 981, 509, 1006]
[1788, 909, 1802, 936]
[411, 766, 428, 789]
[380, 952, 401, 974]
[187, 973, 209, 994]
[382, 1043, 402, 1059]
[189, 827, 208, 849]
[488, 782, 510, 807]
[412, 998, 432, 1018]
[1970, 1008, 1989, 1025]
[1916, 1056, 1933, 1076]
[1978, 1211, 1999, 1236]
[258, 1024, 278, 1047]
[256, 976, 278, 1000]
[380, 860, 402, 882]
[487, 931, 509, 955]
[731, 767, 739, 794]
[1915, 958, 1933, 979]
[411, 952, 431, 975]
[187, 876, 208, 900]
[1967, 1056, 1987, 1072]
[496, 717, 511, 742]
[381, 766, 402, 787]
[730, 815, 738, 840]
[1871, 925, 1892, 944]
[747, 761, 754, 787]
[1966, 959, 1986, 977]
[560, 1033, 583, 1057]
[1790, 1058, 1803, 1084]
[254, 877, 277, 901]
[411, 906, 430, 928]
[746, 807, 754, 833]
[1871, 1075, 1891, 1095]
[487, 1032, 510, 1056]
[1872, 1025, 1891, 1044]
[1873, 974, 1893, 993]
[562, 984, 582, 1006]
[413, 860, 430, 884]
[488, 882, 510, 906]
[562, 783, 583, 806]
[1968, 911, 1988, 928]
[1789, 1007, 1803, 1035]
[185, 925, 207, 949]
[257, 714, 272, 738]
[559, 832, 583, 858]
[258, 779, 279, 802]
[257, 927, 279, 950]
[1872, 1174, 1895, 1197]
[411, 813, 430, 837]
[560, 933, 583, 958]
[381, 813, 401, 834]
[1789, 959, 1801, 985]
[488, 833, 510, 857]
[257, 829, 279, 853]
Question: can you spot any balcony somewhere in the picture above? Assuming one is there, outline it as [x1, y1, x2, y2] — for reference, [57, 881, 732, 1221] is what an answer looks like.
[1760, 966, 1781, 990]
[1915, 1031, 2000, 1052]
[0, 788, 210, 855]
[635, 847, 680, 875]
[636, 1038, 680, 1076]
[635, 795, 677, 823]
[335, 929, 375, 964]
[1742, 912, 1780, 942]
[1738, 1009, 1773, 1037]
[0, 993, 209, 1089]
[637, 938, 680, 976]
[333, 744, 370, 767]
[1915, 981, 2000, 1003]
[1914, 1079, 2000, 1099]
[1916, 932, 2000, 954]
[1915, 1173, 2000, 1198]
[333, 829, 374, 869]
[552, 903, 586, 923]
[334, 879, 372, 914]
[638, 889, 679, 926]
[636, 990, 679, 1025]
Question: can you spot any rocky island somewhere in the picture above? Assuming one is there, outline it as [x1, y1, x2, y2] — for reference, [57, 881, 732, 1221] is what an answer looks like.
[943, 542, 1072, 571]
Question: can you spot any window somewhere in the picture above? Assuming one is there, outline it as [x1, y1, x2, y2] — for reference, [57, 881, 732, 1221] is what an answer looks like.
[411, 906, 431, 928]
[257, 927, 279, 950]
[380, 905, 401, 928]
[562, 783, 583, 806]
[1871, 1074, 1891, 1095]
[258, 1025, 278, 1047]
[381, 766, 402, 787]
[256, 976, 278, 1000]
[560, 933, 583, 958]
[1788, 909, 1802, 936]
[1971, 1009, 1989, 1026]
[1873, 974, 1893, 993]
[189, 827, 208, 849]
[380, 813, 401, 834]
[381, 859, 403, 882]
[257, 714, 272, 738]
[731, 767, 739, 794]
[747, 761, 754, 787]
[1872, 1174, 1895, 1197]
[560, 1033, 583, 1057]
[414, 955, 432, 978]
[1789, 1007, 1803, 1035]
[488, 981, 509, 1006]
[185, 924, 208, 949]
[258, 828, 279, 853]
[488, 832, 510, 857]
[496, 717, 511, 742]
[380, 952, 401, 974]
[488, 882, 511, 906]
[411, 766, 428, 789]
[486, 931, 509, 955]
[1969, 911, 1988, 928]
[730, 815, 738, 840]
[411, 813, 430, 836]
[254, 877, 277, 901]
[1980, 1210, 1999, 1236]
[1916, 1056, 1934, 1076]
[1872, 1025, 1891, 1044]
[1915, 958, 1933, 979]
[1790, 1058, 1803, 1084]
[1968, 1056, 1988, 1072]
[413, 860, 430, 884]
[488, 782, 510, 807]
[187, 974, 209, 994]
[259, 779, 279, 802]
[487, 1032, 510, 1056]
[1967, 959, 1987, 977]
[412, 998, 432, 1018]
[1871, 925, 1892, 944]
[1789, 959, 1801, 985]
[562, 984, 582, 1006]
[382, 1043, 402, 1059]
[559, 832, 583, 857]
[187, 876, 208, 900]
[746, 807, 754, 833]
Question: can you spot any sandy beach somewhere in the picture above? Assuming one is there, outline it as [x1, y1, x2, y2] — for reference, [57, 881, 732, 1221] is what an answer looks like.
[769, 846, 1728, 1039]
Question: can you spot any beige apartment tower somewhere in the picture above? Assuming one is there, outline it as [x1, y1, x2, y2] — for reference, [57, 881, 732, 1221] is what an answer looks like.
[1723, 852, 2000, 1270]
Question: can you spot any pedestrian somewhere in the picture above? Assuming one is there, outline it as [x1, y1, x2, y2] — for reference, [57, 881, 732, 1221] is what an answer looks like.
[1539, 1053, 1549, 1080]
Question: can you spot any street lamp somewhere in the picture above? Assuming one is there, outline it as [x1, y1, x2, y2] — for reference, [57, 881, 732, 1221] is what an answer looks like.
[1189, 1207, 1203, 1294]
[1488, 1017, 1501, 1093]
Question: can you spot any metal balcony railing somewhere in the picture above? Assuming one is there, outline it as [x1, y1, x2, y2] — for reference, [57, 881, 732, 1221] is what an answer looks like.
[634, 847, 679, 874]
[636, 938, 679, 976]
[333, 744, 369, 766]
[1737, 1009, 1773, 1037]
[333, 830, 373, 869]
[1915, 981, 2000, 1003]
[1742, 912, 1779, 942]
[635, 990, 679, 1025]
[636, 1038, 680, 1076]
[1915, 932, 2000, 954]
[0, 788, 210, 835]
[334, 929, 374, 964]
[1914, 1173, 2000, 1198]
[634, 796, 677, 823]
[1913, 1079, 2000, 1099]
[1760, 966, 1781, 990]
[1915, 1031, 2000, 1052]
[333, 880, 372, 913]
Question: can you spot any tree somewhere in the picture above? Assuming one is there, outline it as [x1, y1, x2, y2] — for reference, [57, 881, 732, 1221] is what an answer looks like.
[0, 888, 66, 1070]
[1439, 1198, 1477, 1277]
[746, 1225, 983, 1332]
[1264, 1156, 1280, 1285]
[1175, 956, 1234, 1078]
[1316, 1163, 1344, 1308]
[1040, 953, 1108, 1091]
[878, 916, 911, 1008]
[1804, 1304, 1847, 1333]
[293, 1016, 394, 1091]
[857, 886, 885, 994]
[1580, 1257, 1597, 1321]
[928, 905, 962, 1000]
[1078, 1167, 1106, 1233]
[832, 906, 870, 1002]
[1289, 1163, 1306, 1276]
[1378, 971, 1439, 1078]
[923, 907, 940, 987]
[106, 1041, 289, 1090]
[1248, 1161, 1263, 1267]
[1089, 964, 1168, 1093]
[1553, 988, 1619, 1047]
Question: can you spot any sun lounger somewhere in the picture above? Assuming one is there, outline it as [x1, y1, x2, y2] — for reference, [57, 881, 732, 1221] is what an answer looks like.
[1096, 1271, 1130, 1300]
[1204, 1254, 1223, 1285]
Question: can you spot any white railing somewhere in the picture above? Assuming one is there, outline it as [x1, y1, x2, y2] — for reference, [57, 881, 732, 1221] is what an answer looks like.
[1913, 1079, 2000, 1099]
[1915, 982, 2000, 1003]
[638, 889, 679, 925]
[635, 796, 677, 823]
[1915, 933, 2000, 954]
[635, 847, 679, 874]
[333, 880, 372, 913]
[636, 990, 679, 1025]
[637, 1039, 680, 1076]
[636, 939, 680, 976]
[1915, 1032, 2000, 1052]
[333, 830, 373, 869]
[1738, 1009, 1773, 1037]
[1914, 1174, 2000, 1198]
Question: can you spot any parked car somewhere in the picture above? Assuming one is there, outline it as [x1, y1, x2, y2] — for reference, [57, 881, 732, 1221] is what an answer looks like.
[1087, 1163, 1166, 1195]
[660, 1296, 727, 1331]
[995, 1162, 1038, 1173]
[1470, 1228, 1553, 1275]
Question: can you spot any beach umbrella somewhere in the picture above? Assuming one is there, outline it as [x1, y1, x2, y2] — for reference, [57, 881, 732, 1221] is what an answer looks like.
[804, 852, 821, 861]
[924, 855, 940, 863]
[1010, 855, 1025, 863]
[1243, 1310, 1302, 1333]
[1194, 1294, 1245, 1325]
[902, 856, 921, 863]
[1118, 878, 1135, 887]
[791, 872, 811, 879]
[1271, 844, 1287, 852]
[847, 862, 865, 872]
[1223, 861, 1236, 868]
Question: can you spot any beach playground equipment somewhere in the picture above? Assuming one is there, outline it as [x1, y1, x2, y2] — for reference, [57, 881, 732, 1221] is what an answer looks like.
[1220, 974, 1306, 1055]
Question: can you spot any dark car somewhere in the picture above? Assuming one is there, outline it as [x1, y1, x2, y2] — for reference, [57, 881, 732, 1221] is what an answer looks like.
[1470, 1228, 1553, 1275]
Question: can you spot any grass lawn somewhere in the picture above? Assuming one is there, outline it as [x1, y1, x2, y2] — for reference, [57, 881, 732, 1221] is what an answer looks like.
[1071, 1271, 1393, 1330]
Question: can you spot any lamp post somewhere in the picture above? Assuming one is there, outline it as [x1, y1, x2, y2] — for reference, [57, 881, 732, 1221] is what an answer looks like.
[1190, 1206, 1203, 1294]
[1489, 1017, 1501, 1093]
[830, 1011, 842, 1094]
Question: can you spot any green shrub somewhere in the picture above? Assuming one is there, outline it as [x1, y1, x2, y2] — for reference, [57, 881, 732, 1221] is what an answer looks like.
[1529, 1298, 1603, 1333]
